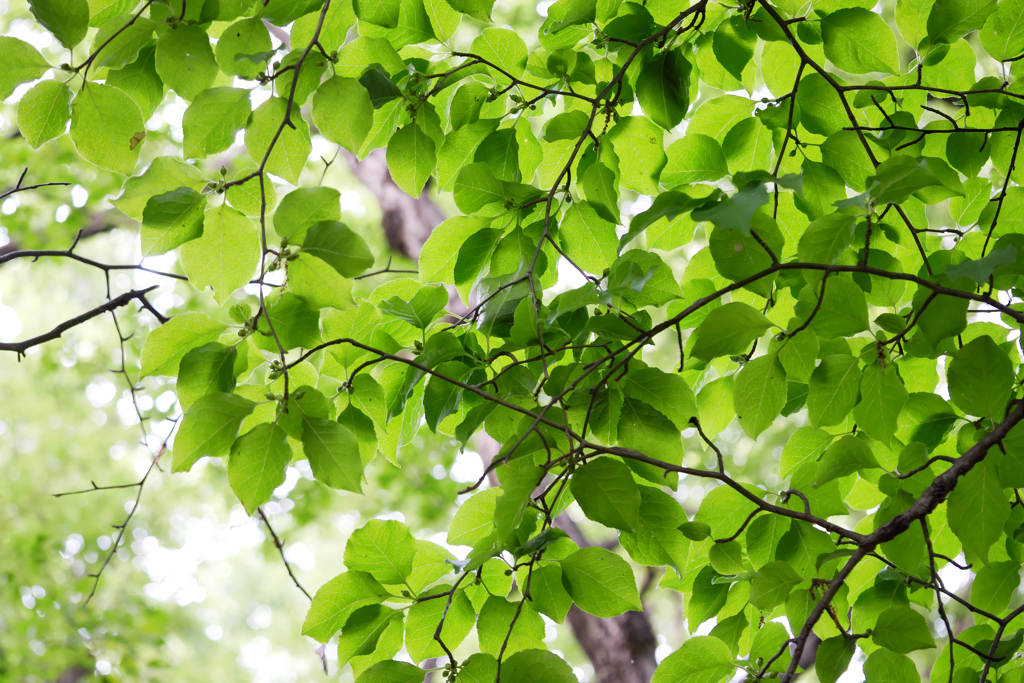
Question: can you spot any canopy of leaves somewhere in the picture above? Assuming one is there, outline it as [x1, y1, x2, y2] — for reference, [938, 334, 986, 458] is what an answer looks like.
[3, 0, 1024, 680]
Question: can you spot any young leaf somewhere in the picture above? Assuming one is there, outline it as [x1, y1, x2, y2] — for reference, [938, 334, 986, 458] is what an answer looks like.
[17, 80, 72, 148]
[750, 561, 804, 610]
[821, 8, 900, 75]
[690, 302, 774, 361]
[302, 416, 364, 493]
[301, 220, 375, 277]
[176, 342, 237, 410]
[651, 636, 734, 683]
[871, 606, 936, 653]
[386, 123, 436, 197]
[70, 83, 145, 175]
[301, 570, 390, 643]
[312, 77, 374, 154]
[344, 519, 417, 585]
[182, 87, 252, 159]
[379, 285, 449, 329]
[0, 37, 51, 100]
[180, 205, 260, 303]
[559, 547, 642, 617]
[245, 98, 313, 184]
[807, 355, 861, 428]
[172, 393, 257, 472]
[228, 422, 292, 515]
[635, 49, 691, 130]
[734, 355, 787, 438]
[154, 25, 218, 101]
[141, 187, 207, 256]
[946, 335, 1013, 422]
[29, 0, 88, 49]
[569, 457, 641, 532]
[141, 311, 226, 378]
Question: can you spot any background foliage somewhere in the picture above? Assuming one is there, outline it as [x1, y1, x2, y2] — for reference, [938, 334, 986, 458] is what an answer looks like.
[2, 0, 1024, 680]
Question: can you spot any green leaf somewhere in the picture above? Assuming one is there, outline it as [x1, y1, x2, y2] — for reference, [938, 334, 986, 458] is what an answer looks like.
[947, 335, 1013, 422]
[947, 458, 1010, 563]
[734, 355, 787, 438]
[17, 80, 71, 149]
[448, 488, 500, 546]
[797, 213, 857, 264]
[313, 77, 374, 154]
[29, 0, 88, 49]
[980, 0, 1024, 60]
[182, 87, 252, 159]
[354, 0, 401, 27]
[337, 605, 401, 667]
[927, 0, 997, 43]
[112, 157, 208, 221]
[651, 636, 734, 683]
[386, 123, 436, 197]
[228, 422, 292, 515]
[475, 128, 520, 182]
[176, 342, 237, 410]
[216, 18, 273, 79]
[301, 220, 375, 277]
[454, 162, 505, 213]
[344, 519, 417, 585]
[620, 368, 697, 432]
[501, 650, 578, 683]
[750, 560, 803, 610]
[945, 246, 1018, 285]
[245, 97, 313, 184]
[581, 160, 620, 224]
[470, 28, 527, 80]
[141, 312, 226, 378]
[822, 8, 900, 75]
[302, 416, 364, 493]
[853, 364, 909, 445]
[559, 546, 642, 617]
[274, 187, 341, 242]
[662, 134, 729, 185]
[477, 597, 545, 656]
[379, 285, 449, 329]
[690, 303, 774, 362]
[570, 457, 641, 532]
[691, 183, 769, 235]
[89, 14, 158, 70]
[302, 570, 390, 643]
[559, 201, 618, 274]
[871, 606, 936, 653]
[867, 156, 946, 205]
[180, 205, 260, 303]
[447, 0, 493, 21]
[543, 111, 590, 142]
[863, 650, 919, 683]
[807, 355, 861, 428]
[606, 116, 666, 195]
[154, 25, 218, 101]
[172, 392, 256, 472]
[404, 590, 474, 661]
[141, 187, 206, 256]
[255, 292, 321, 350]
[419, 216, 489, 284]
[70, 83, 145, 175]
[620, 487, 689, 573]
[817, 636, 857, 683]
[815, 435, 879, 485]
[355, 660, 424, 683]
[0, 37, 51, 100]
[635, 49, 691, 130]
[971, 561, 1022, 614]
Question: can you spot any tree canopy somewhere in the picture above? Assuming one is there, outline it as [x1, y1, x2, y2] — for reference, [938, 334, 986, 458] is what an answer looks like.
[2, 0, 1024, 681]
